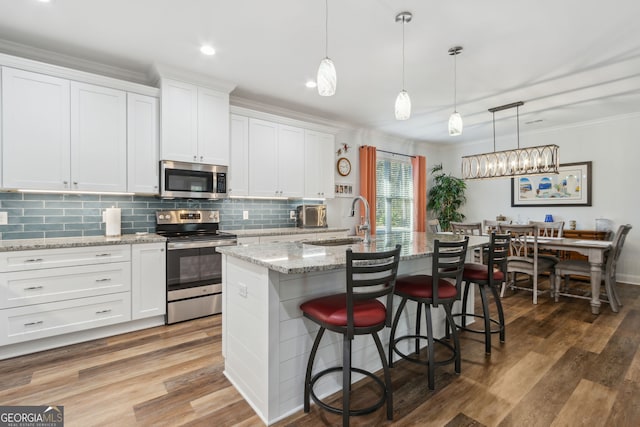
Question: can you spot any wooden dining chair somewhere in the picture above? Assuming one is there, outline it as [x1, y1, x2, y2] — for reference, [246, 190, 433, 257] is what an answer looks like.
[483, 219, 511, 234]
[529, 220, 565, 263]
[553, 224, 632, 312]
[498, 224, 557, 304]
[451, 221, 483, 263]
[427, 219, 441, 233]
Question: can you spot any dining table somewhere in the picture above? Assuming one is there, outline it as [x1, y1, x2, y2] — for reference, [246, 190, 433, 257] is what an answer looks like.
[533, 237, 612, 314]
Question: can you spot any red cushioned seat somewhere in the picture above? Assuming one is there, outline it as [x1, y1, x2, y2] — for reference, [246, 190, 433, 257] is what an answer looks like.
[300, 293, 387, 327]
[395, 274, 457, 299]
[462, 263, 505, 282]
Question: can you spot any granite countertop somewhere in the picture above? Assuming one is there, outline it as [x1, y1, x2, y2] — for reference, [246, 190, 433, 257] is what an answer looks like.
[226, 227, 350, 238]
[217, 232, 489, 274]
[0, 233, 166, 252]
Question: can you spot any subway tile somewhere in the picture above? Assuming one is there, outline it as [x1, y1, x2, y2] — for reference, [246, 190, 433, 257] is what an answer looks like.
[65, 223, 101, 231]
[29, 224, 65, 232]
[12, 216, 44, 224]
[65, 194, 99, 202]
[0, 224, 24, 233]
[100, 195, 133, 203]
[0, 192, 24, 201]
[24, 208, 64, 216]
[46, 216, 82, 224]
[83, 201, 120, 209]
[45, 201, 82, 209]
[24, 193, 63, 201]
[65, 208, 101, 217]
[45, 230, 83, 238]
[1, 208, 24, 217]
[3, 200, 44, 209]
[83, 229, 105, 237]
[2, 231, 45, 240]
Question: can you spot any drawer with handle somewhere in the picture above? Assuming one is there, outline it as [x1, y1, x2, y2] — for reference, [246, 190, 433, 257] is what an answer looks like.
[0, 245, 131, 272]
[0, 293, 131, 345]
[0, 262, 131, 309]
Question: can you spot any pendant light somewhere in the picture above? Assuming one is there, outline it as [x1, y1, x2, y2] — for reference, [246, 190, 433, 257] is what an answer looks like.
[395, 12, 412, 120]
[448, 46, 463, 136]
[317, 0, 336, 96]
[461, 101, 560, 180]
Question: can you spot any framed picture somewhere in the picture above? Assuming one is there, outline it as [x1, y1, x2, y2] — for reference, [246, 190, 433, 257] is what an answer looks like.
[511, 161, 592, 207]
[334, 183, 354, 197]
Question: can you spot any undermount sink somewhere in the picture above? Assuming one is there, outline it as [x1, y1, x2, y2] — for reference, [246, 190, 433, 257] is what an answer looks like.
[305, 237, 364, 247]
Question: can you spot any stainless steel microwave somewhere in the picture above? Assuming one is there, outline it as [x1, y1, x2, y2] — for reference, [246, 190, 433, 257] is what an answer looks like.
[160, 160, 228, 199]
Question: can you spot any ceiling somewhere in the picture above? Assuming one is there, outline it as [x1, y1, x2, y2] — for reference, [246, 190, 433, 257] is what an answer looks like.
[1, 0, 639, 144]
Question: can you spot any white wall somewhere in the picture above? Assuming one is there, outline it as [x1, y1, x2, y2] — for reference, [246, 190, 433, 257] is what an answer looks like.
[441, 112, 640, 285]
[325, 127, 442, 234]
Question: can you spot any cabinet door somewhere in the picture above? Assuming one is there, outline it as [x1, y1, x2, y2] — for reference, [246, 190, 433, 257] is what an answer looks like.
[304, 130, 335, 198]
[229, 114, 249, 196]
[131, 243, 166, 320]
[160, 79, 198, 162]
[277, 124, 304, 198]
[197, 87, 230, 165]
[127, 93, 159, 194]
[70, 82, 127, 192]
[248, 118, 278, 197]
[1, 67, 71, 190]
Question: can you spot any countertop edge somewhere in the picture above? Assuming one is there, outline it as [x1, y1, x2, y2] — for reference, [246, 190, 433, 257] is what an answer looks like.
[0, 234, 166, 252]
[225, 227, 349, 238]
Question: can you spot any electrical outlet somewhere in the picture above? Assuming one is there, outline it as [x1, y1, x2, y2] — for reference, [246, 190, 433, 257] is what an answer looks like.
[290, 210, 296, 220]
[0, 212, 7, 225]
[239, 284, 248, 297]
[243, 210, 249, 220]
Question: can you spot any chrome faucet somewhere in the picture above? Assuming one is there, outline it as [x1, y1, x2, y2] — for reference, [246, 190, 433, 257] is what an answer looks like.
[350, 195, 371, 244]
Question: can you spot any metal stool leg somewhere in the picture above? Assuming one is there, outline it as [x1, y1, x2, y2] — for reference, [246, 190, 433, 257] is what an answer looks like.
[304, 327, 325, 412]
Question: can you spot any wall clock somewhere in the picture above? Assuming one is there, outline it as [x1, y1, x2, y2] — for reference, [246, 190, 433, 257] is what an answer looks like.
[337, 157, 351, 176]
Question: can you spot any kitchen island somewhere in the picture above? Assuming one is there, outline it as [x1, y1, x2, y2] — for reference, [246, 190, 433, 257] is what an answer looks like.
[217, 232, 488, 425]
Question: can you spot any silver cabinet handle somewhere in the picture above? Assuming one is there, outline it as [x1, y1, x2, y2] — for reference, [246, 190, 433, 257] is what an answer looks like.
[96, 309, 112, 314]
[200, 156, 203, 161]
[63, 181, 68, 185]
[73, 181, 78, 185]
[25, 258, 44, 263]
[95, 253, 112, 257]
[95, 278, 112, 282]
[24, 320, 43, 326]
[193, 155, 197, 161]
[24, 286, 44, 290]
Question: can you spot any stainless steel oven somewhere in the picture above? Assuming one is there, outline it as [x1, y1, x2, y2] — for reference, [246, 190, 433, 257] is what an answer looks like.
[156, 209, 237, 324]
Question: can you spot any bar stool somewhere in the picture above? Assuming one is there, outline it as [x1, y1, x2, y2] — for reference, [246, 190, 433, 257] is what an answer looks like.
[451, 232, 510, 354]
[300, 245, 401, 427]
[388, 237, 468, 390]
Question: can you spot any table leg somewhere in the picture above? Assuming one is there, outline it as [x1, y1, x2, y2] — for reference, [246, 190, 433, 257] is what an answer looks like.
[590, 262, 603, 315]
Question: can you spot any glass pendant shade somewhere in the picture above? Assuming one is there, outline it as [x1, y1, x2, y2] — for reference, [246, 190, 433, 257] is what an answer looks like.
[448, 111, 463, 136]
[395, 90, 411, 120]
[317, 57, 336, 96]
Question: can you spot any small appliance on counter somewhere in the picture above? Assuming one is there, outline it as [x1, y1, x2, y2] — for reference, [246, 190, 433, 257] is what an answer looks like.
[296, 204, 327, 228]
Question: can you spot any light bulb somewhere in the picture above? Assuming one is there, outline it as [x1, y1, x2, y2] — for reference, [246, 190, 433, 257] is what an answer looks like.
[395, 90, 411, 120]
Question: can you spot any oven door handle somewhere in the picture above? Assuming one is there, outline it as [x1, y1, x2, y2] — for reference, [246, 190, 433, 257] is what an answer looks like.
[167, 240, 237, 250]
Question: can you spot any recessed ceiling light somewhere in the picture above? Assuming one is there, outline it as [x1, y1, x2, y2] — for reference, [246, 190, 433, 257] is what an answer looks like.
[200, 45, 216, 56]
[305, 80, 317, 88]
[38, 0, 51, 3]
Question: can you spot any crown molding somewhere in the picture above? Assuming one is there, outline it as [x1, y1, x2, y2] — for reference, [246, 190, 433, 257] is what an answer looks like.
[0, 38, 151, 85]
[150, 63, 236, 93]
[230, 95, 353, 134]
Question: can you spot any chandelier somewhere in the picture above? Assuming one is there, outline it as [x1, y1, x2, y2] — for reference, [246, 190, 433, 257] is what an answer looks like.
[461, 101, 559, 180]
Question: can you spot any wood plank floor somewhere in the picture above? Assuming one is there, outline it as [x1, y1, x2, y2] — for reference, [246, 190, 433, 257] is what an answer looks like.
[1, 280, 639, 426]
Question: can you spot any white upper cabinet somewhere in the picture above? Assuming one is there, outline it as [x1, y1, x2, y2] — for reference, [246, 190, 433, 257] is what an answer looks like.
[304, 130, 335, 198]
[1, 67, 71, 190]
[70, 82, 127, 192]
[248, 118, 278, 197]
[229, 114, 249, 196]
[127, 93, 159, 194]
[160, 78, 229, 165]
[277, 124, 305, 197]
[248, 119, 304, 198]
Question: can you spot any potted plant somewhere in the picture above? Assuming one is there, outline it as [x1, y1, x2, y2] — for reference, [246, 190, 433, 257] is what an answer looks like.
[427, 163, 467, 231]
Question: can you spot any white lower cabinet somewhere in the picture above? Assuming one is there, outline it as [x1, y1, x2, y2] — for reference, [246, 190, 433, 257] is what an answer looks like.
[1, 294, 131, 346]
[0, 242, 166, 350]
[131, 243, 166, 320]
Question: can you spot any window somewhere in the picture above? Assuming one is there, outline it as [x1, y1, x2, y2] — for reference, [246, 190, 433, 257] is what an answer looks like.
[376, 156, 413, 233]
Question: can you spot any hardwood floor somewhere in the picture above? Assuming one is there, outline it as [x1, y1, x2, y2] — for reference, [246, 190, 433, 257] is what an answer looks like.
[1, 280, 639, 426]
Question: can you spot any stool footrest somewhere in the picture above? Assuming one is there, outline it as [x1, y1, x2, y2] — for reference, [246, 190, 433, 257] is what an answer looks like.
[451, 313, 504, 335]
[309, 366, 387, 417]
[391, 334, 456, 367]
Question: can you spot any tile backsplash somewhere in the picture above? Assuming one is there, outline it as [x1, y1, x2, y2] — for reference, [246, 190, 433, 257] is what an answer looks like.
[0, 192, 306, 240]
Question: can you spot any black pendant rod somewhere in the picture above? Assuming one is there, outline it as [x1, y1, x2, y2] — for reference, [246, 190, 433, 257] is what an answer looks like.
[376, 149, 416, 158]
